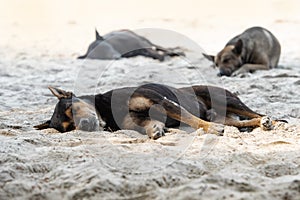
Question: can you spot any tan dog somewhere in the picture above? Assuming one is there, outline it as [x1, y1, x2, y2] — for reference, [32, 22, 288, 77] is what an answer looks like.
[203, 27, 281, 76]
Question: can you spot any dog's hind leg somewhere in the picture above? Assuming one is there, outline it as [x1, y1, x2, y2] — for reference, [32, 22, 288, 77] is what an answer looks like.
[222, 97, 275, 130]
[190, 85, 274, 130]
[209, 93, 274, 130]
[224, 117, 260, 128]
[223, 116, 273, 131]
[190, 85, 263, 119]
[122, 49, 164, 61]
[142, 48, 165, 61]
[153, 45, 185, 57]
[155, 97, 224, 135]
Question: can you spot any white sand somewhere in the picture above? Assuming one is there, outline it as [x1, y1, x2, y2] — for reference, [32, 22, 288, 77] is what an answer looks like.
[0, 1, 300, 199]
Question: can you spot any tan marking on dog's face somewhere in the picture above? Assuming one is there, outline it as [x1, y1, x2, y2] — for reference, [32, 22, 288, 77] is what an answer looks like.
[72, 101, 96, 118]
[129, 96, 153, 111]
[215, 45, 242, 76]
[215, 45, 234, 62]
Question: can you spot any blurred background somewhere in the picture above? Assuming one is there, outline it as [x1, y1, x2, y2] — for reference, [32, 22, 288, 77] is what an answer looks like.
[0, 0, 299, 59]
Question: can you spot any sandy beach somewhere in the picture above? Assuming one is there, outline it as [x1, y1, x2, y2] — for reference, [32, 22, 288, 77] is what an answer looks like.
[0, 0, 300, 199]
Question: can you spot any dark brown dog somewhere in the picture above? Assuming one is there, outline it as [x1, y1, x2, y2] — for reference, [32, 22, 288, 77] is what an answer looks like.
[78, 29, 184, 61]
[35, 83, 279, 139]
[203, 27, 281, 76]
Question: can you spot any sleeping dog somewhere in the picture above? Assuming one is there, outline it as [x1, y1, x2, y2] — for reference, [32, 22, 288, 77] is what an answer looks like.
[78, 29, 184, 61]
[35, 83, 278, 139]
[203, 27, 281, 76]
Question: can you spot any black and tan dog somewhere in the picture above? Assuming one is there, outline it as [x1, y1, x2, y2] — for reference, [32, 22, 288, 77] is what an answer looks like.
[35, 83, 278, 139]
[203, 27, 281, 76]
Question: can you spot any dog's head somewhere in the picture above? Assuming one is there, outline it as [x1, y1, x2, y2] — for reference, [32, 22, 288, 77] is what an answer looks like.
[35, 87, 104, 132]
[203, 39, 243, 76]
[77, 29, 122, 59]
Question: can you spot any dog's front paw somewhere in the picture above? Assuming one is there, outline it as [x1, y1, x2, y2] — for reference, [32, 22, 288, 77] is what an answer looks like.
[260, 116, 273, 131]
[206, 109, 217, 122]
[232, 68, 249, 77]
[146, 121, 166, 140]
[205, 123, 225, 136]
[152, 123, 166, 139]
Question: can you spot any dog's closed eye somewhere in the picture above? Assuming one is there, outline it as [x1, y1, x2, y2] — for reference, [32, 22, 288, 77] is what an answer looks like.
[223, 58, 230, 63]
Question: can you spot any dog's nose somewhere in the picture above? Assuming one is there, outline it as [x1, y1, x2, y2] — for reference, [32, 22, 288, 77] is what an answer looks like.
[218, 69, 231, 76]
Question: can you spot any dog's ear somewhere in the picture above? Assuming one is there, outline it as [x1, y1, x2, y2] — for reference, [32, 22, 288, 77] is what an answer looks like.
[232, 39, 243, 55]
[34, 120, 51, 130]
[48, 86, 73, 99]
[202, 53, 215, 62]
[95, 28, 104, 40]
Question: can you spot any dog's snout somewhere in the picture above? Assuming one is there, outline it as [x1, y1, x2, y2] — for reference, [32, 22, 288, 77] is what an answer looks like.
[218, 68, 232, 76]
[79, 119, 90, 130]
[78, 117, 100, 132]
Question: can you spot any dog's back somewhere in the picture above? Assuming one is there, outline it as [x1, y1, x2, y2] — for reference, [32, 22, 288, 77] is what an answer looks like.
[103, 30, 154, 55]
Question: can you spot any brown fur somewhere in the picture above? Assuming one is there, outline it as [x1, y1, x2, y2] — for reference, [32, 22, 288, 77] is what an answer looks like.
[203, 27, 281, 76]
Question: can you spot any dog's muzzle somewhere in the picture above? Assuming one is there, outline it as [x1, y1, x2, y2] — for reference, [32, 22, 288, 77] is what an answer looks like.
[77, 117, 101, 132]
[218, 68, 232, 77]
